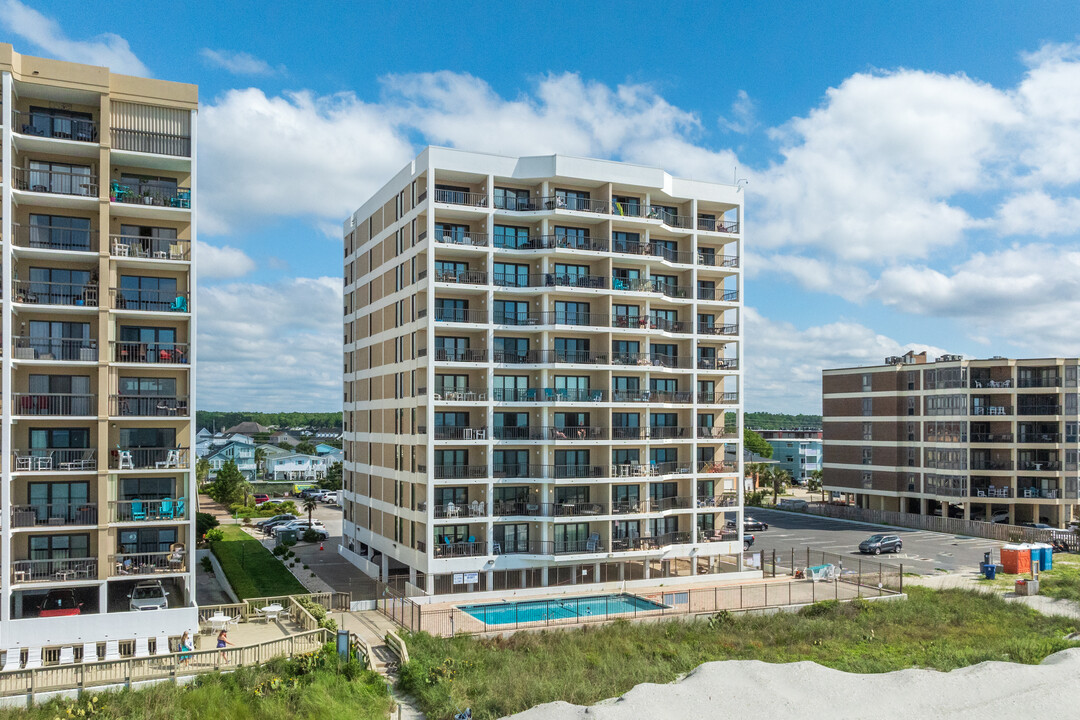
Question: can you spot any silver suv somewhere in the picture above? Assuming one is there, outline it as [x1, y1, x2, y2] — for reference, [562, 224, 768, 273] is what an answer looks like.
[129, 580, 168, 611]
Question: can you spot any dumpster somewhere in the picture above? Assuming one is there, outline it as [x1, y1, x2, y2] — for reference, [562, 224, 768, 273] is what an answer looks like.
[278, 528, 298, 546]
[1000, 544, 1031, 574]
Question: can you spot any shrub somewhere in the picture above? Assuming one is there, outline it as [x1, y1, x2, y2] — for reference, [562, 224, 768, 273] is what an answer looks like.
[302, 529, 320, 543]
[200, 556, 213, 574]
[196, 512, 220, 538]
[204, 527, 225, 543]
[272, 545, 287, 557]
[295, 597, 337, 632]
[799, 600, 839, 618]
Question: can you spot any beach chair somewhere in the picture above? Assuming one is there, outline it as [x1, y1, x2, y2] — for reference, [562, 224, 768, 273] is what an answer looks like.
[2, 650, 21, 672]
[118, 450, 135, 470]
[58, 647, 75, 665]
[134, 638, 150, 659]
[131, 500, 147, 521]
[81, 643, 99, 664]
[586, 533, 601, 552]
[175, 497, 186, 518]
[104, 641, 121, 662]
[160, 498, 174, 519]
[24, 647, 42, 670]
[155, 635, 171, 656]
[470, 500, 481, 517]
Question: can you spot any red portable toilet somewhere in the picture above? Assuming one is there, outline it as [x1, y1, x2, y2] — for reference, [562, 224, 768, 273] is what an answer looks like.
[1001, 544, 1031, 574]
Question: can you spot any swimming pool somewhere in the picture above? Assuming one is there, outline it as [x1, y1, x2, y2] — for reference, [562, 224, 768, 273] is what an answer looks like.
[459, 593, 667, 625]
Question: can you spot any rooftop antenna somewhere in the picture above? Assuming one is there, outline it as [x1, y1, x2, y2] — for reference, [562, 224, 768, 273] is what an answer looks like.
[734, 167, 749, 192]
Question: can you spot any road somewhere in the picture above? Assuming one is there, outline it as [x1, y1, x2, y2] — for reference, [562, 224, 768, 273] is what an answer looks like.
[746, 507, 1005, 575]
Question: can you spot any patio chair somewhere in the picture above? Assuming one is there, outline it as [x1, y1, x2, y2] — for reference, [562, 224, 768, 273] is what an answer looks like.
[103, 641, 121, 662]
[470, 500, 481, 516]
[526, 388, 538, 401]
[134, 638, 150, 659]
[175, 497, 186, 517]
[2, 650, 21, 672]
[24, 647, 42, 670]
[131, 500, 147, 521]
[118, 450, 135, 470]
[544, 388, 555, 401]
[160, 498, 174, 518]
[585, 533, 601, 553]
[58, 647, 75, 665]
[155, 635, 170, 656]
[81, 643, 99, 664]
[156, 450, 181, 469]
[170, 296, 188, 313]
[60, 449, 96, 471]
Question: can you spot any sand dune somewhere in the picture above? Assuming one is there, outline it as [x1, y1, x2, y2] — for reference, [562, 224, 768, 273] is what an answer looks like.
[510, 648, 1080, 720]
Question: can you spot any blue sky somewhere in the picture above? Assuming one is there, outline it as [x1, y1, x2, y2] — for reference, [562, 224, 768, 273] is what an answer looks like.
[6, 1, 1080, 412]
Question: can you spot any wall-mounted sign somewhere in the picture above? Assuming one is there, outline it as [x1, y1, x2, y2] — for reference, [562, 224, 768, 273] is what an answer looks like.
[463, 572, 480, 584]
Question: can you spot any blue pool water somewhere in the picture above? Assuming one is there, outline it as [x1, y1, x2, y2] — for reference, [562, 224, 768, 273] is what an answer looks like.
[459, 593, 667, 625]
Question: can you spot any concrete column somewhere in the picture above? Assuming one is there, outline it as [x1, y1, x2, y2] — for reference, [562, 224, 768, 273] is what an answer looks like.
[380, 554, 389, 581]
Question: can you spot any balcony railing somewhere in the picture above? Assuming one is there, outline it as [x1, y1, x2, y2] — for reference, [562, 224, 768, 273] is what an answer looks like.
[12, 449, 97, 472]
[14, 167, 98, 196]
[12, 393, 95, 416]
[697, 428, 739, 440]
[697, 391, 739, 404]
[111, 289, 190, 313]
[648, 426, 688, 440]
[1017, 486, 1062, 499]
[531, 349, 609, 365]
[649, 496, 695, 511]
[646, 208, 692, 229]
[551, 465, 607, 479]
[1017, 377, 1062, 388]
[11, 503, 98, 528]
[612, 427, 649, 440]
[110, 182, 190, 208]
[611, 352, 691, 369]
[697, 461, 734, 473]
[14, 223, 98, 252]
[434, 189, 488, 206]
[698, 254, 740, 268]
[493, 500, 549, 517]
[972, 406, 1013, 416]
[697, 218, 739, 233]
[111, 127, 191, 157]
[110, 395, 190, 417]
[546, 426, 607, 440]
[698, 288, 739, 302]
[432, 388, 486, 402]
[537, 234, 610, 252]
[698, 324, 739, 336]
[1017, 405, 1062, 416]
[109, 234, 190, 260]
[432, 541, 488, 558]
[650, 245, 695, 265]
[539, 195, 609, 213]
[540, 388, 607, 402]
[542, 274, 608, 289]
[649, 317, 690, 333]
[491, 426, 545, 441]
[698, 358, 739, 370]
[493, 195, 541, 211]
[1018, 433, 1062, 443]
[611, 390, 693, 403]
[612, 532, 692, 551]
[433, 465, 488, 479]
[110, 447, 189, 470]
[12, 336, 98, 362]
[492, 463, 546, 479]
[113, 341, 190, 364]
[12, 558, 97, 584]
[433, 427, 489, 441]
[434, 348, 487, 362]
[493, 350, 531, 363]
[13, 109, 99, 142]
[111, 551, 186, 576]
[653, 282, 691, 299]
[434, 231, 490, 247]
[971, 432, 1014, 443]
[697, 494, 738, 508]
[971, 486, 1012, 498]
[611, 462, 688, 477]
[434, 270, 489, 285]
[432, 502, 488, 519]
[13, 280, 98, 307]
[111, 498, 188, 522]
[970, 460, 1013, 471]
[1018, 460, 1061, 471]
[434, 308, 488, 324]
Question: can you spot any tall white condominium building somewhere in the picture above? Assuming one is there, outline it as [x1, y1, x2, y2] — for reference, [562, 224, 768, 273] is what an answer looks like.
[0, 44, 198, 654]
[342, 147, 750, 598]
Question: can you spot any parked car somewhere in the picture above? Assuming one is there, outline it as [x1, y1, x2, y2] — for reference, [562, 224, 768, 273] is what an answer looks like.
[743, 534, 755, 551]
[743, 517, 769, 531]
[298, 488, 325, 499]
[321, 492, 339, 505]
[858, 534, 902, 554]
[128, 580, 169, 611]
[39, 589, 81, 617]
[257, 513, 296, 530]
[253, 494, 270, 506]
[274, 520, 329, 540]
[1020, 522, 1053, 530]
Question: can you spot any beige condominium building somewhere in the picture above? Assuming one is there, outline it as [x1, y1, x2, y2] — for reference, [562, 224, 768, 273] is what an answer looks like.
[0, 45, 197, 654]
[342, 147, 754, 599]
[823, 351, 1079, 528]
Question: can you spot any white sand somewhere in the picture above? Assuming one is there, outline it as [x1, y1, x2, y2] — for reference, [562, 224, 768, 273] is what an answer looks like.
[509, 648, 1080, 720]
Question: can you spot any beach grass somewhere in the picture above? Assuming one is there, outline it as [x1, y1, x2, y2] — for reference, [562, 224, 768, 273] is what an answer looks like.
[399, 587, 1078, 719]
[210, 524, 306, 599]
[0, 646, 393, 720]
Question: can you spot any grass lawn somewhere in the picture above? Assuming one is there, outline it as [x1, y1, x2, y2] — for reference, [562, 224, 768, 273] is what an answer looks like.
[978, 552, 1080, 601]
[399, 588, 1078, 720]
[0, 645, 393, 720]
[210, 524, 306, 599]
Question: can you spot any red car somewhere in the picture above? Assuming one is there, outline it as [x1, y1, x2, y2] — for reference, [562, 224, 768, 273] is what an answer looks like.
[39, 589, 81, 617]
[253, 494, 270, 505]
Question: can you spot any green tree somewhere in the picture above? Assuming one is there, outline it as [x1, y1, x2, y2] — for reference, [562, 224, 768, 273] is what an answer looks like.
[295, 440, 317, 456]
[320, 461, 342, 490]
[762, 467, 792, 506]
[210, 459, 247, 505]
[196, 457, 211, 484]
[746, 462, 769, 491]
[744, 428, 774, 459]
[302, 496, 318, 526]
[254, 447, 267, 478]
[808, 469, 825, 501]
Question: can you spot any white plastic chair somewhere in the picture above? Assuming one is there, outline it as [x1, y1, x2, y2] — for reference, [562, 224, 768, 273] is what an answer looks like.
[134, 638, 150, 659]
[24, 647, 42, 670]
[2, 649, 21, 672]
[81, 643, 99, 664]
[104, 640, 121, 662]
[58, 647, 75, 665]
[118, 451, 135, 470]
[155, 635, 170, 656]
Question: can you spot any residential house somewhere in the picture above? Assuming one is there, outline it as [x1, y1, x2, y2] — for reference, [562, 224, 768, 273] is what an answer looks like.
[224, 421, 271, 436]
[205, 440, 257, 481]
[266, 453, 330, 481]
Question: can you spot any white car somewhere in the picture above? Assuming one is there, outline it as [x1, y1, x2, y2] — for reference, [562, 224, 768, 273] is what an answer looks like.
[274, 520, 329, 539]
[128, 580, 168, 611]
[321, 492, 339, 504]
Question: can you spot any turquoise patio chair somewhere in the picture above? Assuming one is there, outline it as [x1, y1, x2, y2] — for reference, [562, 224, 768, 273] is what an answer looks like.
[160, 498, 174, 518]
[175, 497, 186, 518]
[131, 500, 147, 521]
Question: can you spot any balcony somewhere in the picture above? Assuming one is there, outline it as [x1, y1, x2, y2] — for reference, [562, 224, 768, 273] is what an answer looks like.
[433, 426, 489, 441]
[972, 406, 1013, 416]
[697, 358, 739, 370]
[1018, 377, 1061, 388]
[111, 126, 190, 156]
[13, 110, 99, 142]
[551, 465, 607, 480]
[434, 231, 490, 247]
[493, 195, 541, 211]
[12, 393, 95, 416]
[113, 341, 189, 365]
[653, 282, 691, 299]
[971, 485, 1012, 499]
[1018, 486, 1062, 499]
[649, 496, 695, 511]
[697, 460, 735, 474]
[648, 426, 689, 440]
[14, 223, 98, 252]
[432, 541, 488, 559]
[13, 280, 98, 307]
[111, 498, 188, 522]
[1017, 405, 1062, 416]
[492, 463, 545, 479]
[493, 500, 549, 517]
[110, 448, 189, 470]
[433, 502, 488, 519]
[110, 234, 190, 261]
[698, 323, 738, 336]
[611, 462, 690, 477]
[612, 532, 692, 552]
[434, 349, 487, 363]
[14, 167, 97, 196]
[1018, 460, 1062, 472]
[110, 182, 190, 208]
[612, 427, 650, 440]
[529, 349, 609, 365]
[698, 254, 740, 268]
[547, 426, 607, 440]
[698, 288, 739, 302]
[110, 395, 190, 417]
[12, 558, 97, 584]
[111, 551, 186, 576]
[434, 189, 488, 206]
[434, 308, 488, 324]
[1018, 433, 1062, 443]
[697, 494, 738, 508]
[612, 390, 694, 403]
[697, 218, 739, 233]
[970, 460, 1013, 471]
[645, 207, 692, 229]
[12, 449, 97, 472]
[434, 270, 489, 285]
[14, 336, 98, 362]
[697, 391, 739, 404]
[611, 352, 692, 369]
[970, 432, 1014, 443]
[111, 289, 190, 313]
[537, 234, 609, 252]
[11, 503, 98, 528]
[433, 465, 489, 479]
[697, 428, 739, 440]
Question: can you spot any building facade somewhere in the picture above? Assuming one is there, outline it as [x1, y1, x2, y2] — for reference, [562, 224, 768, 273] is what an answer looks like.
[0, 45, 198, 650]
[342, 147, 752, 598]
[756, 428, 822, 484]
[823, 352, 1079, 528]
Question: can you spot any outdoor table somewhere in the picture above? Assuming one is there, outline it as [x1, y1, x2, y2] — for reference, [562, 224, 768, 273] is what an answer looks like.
[257, 603, 284, 622]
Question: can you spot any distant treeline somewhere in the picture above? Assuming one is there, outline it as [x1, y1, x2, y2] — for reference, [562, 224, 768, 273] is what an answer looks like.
[195, 411, 343, 432]
[744, 412, 822, 430]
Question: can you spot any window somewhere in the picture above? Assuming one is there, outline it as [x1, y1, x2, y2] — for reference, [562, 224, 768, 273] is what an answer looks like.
[493, 450, 528, 476]
[30, 427, 90, 452]
[25, 106, 94, 140]
[612, 485, 640, 510]
[612, 304, 640, 328]
[119, 173, 178, 203]
[118, 527, 177, 554]
[435, 222, 470, 243]
[119, 427, 175, 449]
[554, 337, 590, 362]
[494, 187, 532, 210]
[29, 214, 92, 251]
[28, 266, 92, 305]
[434, 260, 468, 281]
[27, 374, 92, 415]
[612, 196, 641, 217]
[30, 533, 90, 560]
[434, 412, 468, 429]
[697, 279, 715, 299]
[434, 336, 469, 362]
[118, 275, 178, 311]
[862, 374, 872, 391]
[554, 301, 590, 325]
[555, 486, 590, 505]
[555, 188, 590, 211]
[492, 375, 528, 401]
[493, 262, 529, 287]
[612, 448, 640, 466]
[612, 231, 641, 253]
[494, 300, 528, 325]
[862, 397, 873, 416]
[612, 339, 640, 364]
[119, 477, 175, 501]
[650, 377, 677, 393]
[435, 449, 467, 469]
[648, 517, 679, 537]
[493, 336, 529, 362]
[698, 313, 716, 332]
[493, 225, 529, 249]
[434, 487, 467, 507]
[862, 447, 873, 465]
[553, 225, 589, 250]
[27, 160, 92, 195]
[434, 298, 467, 322]
[118, 326, 180, 363]
[27, 482, 89, 523]
[493, 523, 530, 553]
[28, 321, 91, 361]
[862, 422, 873, 441]
[651, 239, 678, 263]
[434, 374, 468, 395]
[554, 522, 591, 550]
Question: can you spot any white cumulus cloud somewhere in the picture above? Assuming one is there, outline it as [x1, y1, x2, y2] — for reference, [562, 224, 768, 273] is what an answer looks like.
[200, 48, 282, 76]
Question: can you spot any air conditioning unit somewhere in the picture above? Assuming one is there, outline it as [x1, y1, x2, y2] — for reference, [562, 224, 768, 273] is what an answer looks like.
[937, 354, 962, 363]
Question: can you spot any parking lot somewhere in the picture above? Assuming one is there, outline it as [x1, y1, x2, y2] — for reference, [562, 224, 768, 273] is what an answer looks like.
[747, 507, 1005, 575]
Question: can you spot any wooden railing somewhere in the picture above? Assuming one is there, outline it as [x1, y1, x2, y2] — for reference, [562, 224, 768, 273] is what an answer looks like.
[384, 630, 410, 664]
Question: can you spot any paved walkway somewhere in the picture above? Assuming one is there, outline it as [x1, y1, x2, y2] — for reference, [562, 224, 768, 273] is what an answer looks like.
[909, 572, 1080, 619]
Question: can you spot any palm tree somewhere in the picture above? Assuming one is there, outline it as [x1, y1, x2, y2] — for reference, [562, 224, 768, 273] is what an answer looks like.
[762, 467, 791, 506]
[302, 496, 318, 526]
[254, 447, 266, 478]
[808, 469, 825, 502]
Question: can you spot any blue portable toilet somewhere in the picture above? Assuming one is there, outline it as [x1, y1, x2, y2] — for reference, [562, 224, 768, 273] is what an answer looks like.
[1035, 542, 1053, 571]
